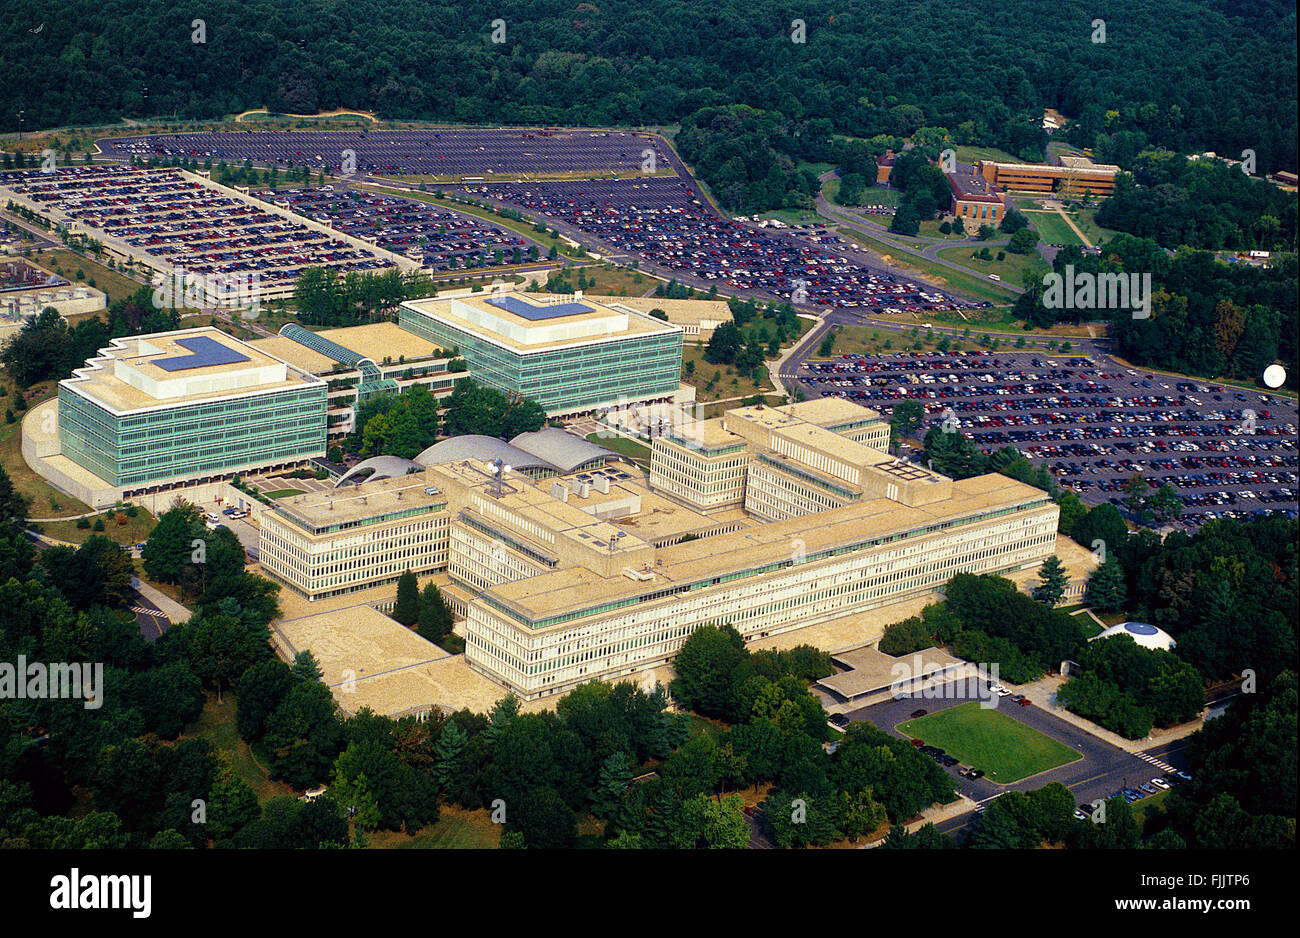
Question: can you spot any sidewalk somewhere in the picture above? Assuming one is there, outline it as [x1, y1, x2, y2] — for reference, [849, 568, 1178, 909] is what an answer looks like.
[1017, 674, 1204, 753]
[862, 795, 978, 847]
[130, 576, 194, 625]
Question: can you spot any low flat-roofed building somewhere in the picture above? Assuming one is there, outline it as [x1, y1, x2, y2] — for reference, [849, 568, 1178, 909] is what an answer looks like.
[466, 472, 1059, 699]
[978, 158, 1119, 199]
[259, 454, 743, 604]
[588, 295, 733, 339]
[816, 645, 966, 702]
[650, 398, 892, 514]
[260, 399, 1072, 704]
[948, 164, 1007, 228]
[250, 322, 464, 438]
[272, 604, 508, 718]
[260, 470, 453, 603]
[398, 288, 682, 416]
[45, 327, 325, 500]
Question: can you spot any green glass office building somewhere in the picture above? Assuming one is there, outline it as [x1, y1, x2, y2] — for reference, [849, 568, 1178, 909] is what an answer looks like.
[57, 329, 327, 491]
[399, 292, 682, 414]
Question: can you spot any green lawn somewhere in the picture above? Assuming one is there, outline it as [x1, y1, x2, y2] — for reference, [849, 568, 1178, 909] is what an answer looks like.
[39, 508, 156, 547]
[264, 488, 307, 499]
[1024, 211, 1085, 247]
[934, 243, 1049, 284]
[587, 432, 651, 466]
[818, 324, 974, 358]
[28, 247, 149, 304]
[897, 701, 1082, 784]
[1071, 208, 1120, 247]
[955, 145, 1024, 165]
[834, 228, 1018, 305]
[182, 694, 297, 803]
[368, 806, 501, 849]
[0, 383, 99, 519]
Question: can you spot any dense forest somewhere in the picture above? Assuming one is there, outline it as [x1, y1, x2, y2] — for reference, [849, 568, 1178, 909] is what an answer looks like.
[2, 0, 1294, 173]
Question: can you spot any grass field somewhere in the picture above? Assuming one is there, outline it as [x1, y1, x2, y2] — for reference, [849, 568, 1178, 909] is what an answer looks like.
[918, 220, 967, 240]
[755, 207, 824, 226]
[182, 694, 297, 803]
[544, 264, 653, 297]
[814, 324, 974, 358]
[682, 343, 772, 402]
[897, 702, 1082, 784]
[1024, 210, 1085, 247]
[833, 228, 1019, 306]
[29, 247, 149, 303]
[1071, 208, 1119, 247]
[0, 383, 100, 518]
[855, 188, 902, 210]
[39, 508, 156, 547]
[368, 806, 502, 849]
[955, 145, 1023, 165]
[264, 488, 306, 499]
[587, 432, 651, 466]
[934, 243, 1049, 284]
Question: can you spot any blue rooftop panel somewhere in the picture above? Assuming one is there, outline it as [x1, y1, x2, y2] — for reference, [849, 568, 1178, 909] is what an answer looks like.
[485, 295, 594, 321]
[153, 335, 251, 372]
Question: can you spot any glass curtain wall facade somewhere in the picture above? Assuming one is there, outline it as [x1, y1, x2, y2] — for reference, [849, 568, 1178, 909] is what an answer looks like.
[399, 306, 681, 412]
[58, 383, 326, 487]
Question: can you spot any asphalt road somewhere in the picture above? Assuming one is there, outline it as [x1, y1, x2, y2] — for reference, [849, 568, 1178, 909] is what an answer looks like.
[128, 589, 171, 643]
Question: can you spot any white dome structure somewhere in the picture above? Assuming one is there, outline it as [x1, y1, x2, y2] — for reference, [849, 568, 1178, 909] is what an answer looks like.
[1091, 621, 1176, 652]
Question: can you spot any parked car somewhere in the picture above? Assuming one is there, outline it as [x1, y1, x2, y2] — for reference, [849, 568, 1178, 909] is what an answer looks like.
[828, 713, 849, 727]
[910, 708, 928, 718]
[1150, 778, 1170, 790]
[1017, 697, 1032, 707]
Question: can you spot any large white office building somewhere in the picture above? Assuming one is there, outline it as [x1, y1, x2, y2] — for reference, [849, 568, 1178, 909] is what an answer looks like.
[260, 400, 1068, 701]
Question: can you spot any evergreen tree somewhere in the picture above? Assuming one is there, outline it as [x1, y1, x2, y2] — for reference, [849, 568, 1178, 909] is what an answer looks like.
[416, 583, 454, 643]
[1032, 555, 1068, 607]
[1084, 556, 1127, 612]
[430, 721, 467, 793]
[593, 752, 634, 819]
[292, 650, 323, 683]
[392, 569, 420, 626]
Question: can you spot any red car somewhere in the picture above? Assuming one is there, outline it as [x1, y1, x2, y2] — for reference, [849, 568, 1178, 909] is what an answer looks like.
[1017, 697, 1032, 707]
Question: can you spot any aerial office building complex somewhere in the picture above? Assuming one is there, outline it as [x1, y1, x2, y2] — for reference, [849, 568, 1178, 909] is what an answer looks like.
[398, 290, 683, 416]
[259, 400, 1065, 701]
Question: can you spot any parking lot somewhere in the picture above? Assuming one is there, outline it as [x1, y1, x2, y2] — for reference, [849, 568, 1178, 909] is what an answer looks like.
[845, 680, 1192, 833]
[481, 176, 980, 312]
[796, 350, 1298, 528]
[97, 128, 669, 178]
[251, 185, 536, 271]
[1, 165, 397, 290]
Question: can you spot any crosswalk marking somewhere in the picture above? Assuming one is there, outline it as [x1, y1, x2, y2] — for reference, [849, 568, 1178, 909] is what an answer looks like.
[1134, 750, 1177, 774]
[131, 606, 165, 618]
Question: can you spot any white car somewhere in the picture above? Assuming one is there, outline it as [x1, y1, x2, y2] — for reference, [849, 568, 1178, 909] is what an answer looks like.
[1150, 778, 1171, 790]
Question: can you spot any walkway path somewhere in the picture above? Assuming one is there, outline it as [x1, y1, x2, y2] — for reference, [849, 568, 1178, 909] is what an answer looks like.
[1018, 673, 1205, 758]
[130, 576, 194, 625]
[1054, 204, 1094, 248]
